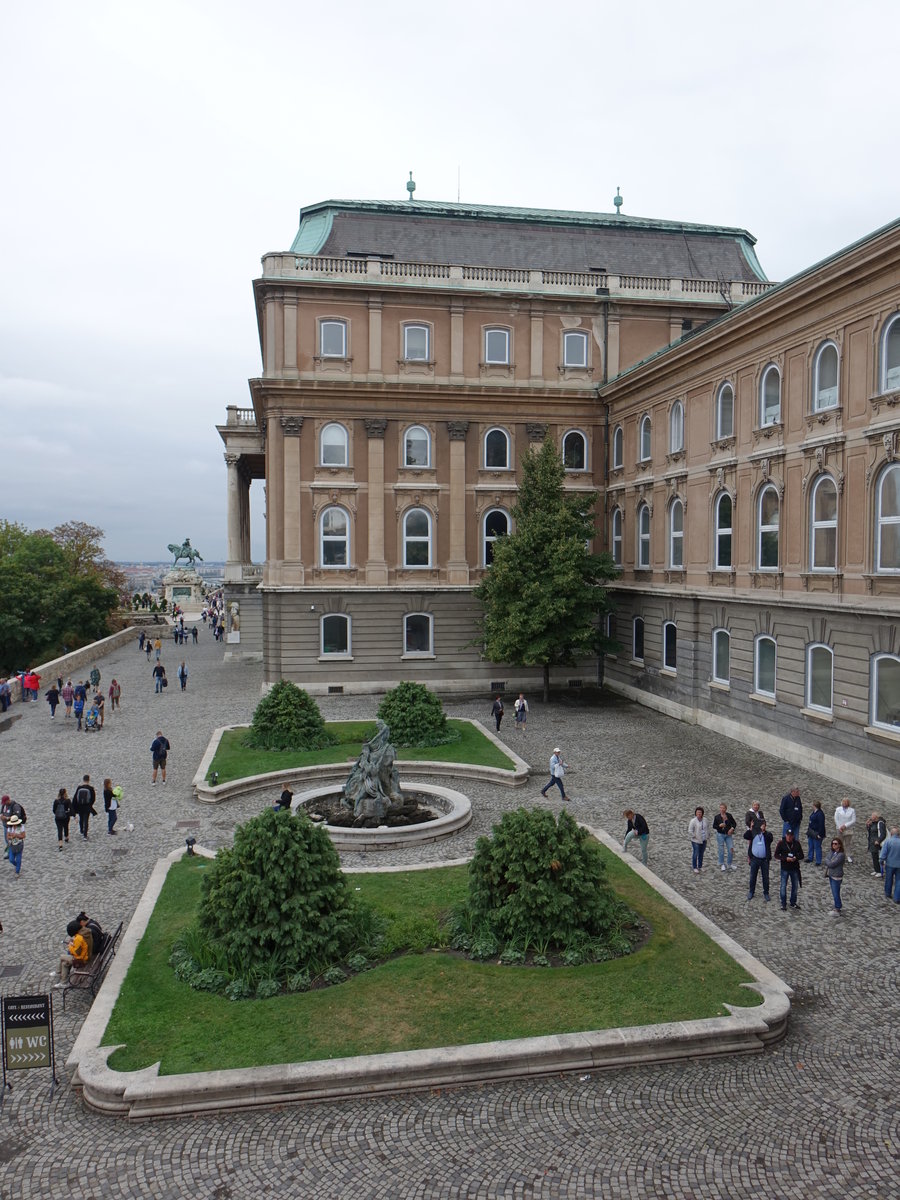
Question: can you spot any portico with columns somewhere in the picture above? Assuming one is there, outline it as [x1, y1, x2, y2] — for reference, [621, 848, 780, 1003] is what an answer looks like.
[216, 406, 265, 659]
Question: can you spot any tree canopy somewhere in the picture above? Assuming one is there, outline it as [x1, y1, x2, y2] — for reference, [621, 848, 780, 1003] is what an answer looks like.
[473, 438, 619, 701]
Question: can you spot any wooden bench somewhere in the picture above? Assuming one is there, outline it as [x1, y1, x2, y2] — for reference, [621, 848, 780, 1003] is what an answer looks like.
[62, 921, 123, 1010]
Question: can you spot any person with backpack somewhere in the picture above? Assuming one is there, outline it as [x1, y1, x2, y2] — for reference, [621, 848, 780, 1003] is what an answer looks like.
[151, 731, 171, 785]
[72, 775, 97, 839]
[89, 665, 101, 691]
[52, 788, 72, 849]
[108, 678, 122, 712]
[5, 815, 25, 877]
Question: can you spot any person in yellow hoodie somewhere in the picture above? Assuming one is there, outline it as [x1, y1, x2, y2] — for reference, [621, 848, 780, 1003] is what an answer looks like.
[57, 915, 93, 984]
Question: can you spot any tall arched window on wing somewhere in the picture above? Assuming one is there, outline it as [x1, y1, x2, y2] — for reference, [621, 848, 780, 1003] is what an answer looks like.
[637, 502, 651, 568]
[760, 365, 781, 426]
[758, 485, 780, 570]
[483, 508, 509, 566]
[320, 422, 349, 467]
[715, 492, 733, 570]
[639, 415, 652, 462]
[754, 635, 777, 698]
[712, 628, 730, 685]
[871, 653, 900, 731]
[668, 499, 684, 568]
[319, 506, 349, 567]
[612, 425, 624, 469]
[611, 507, 623, 567]
[563, 430, 587, 471]
[484, 427, 510, 469]
[810, 475, 837, 571]
[402, 507, 432, 568]
[669, 401, 684, 453]
[876, 463, 900, 572]
[806, 644, 833, 714]
[881, 314, 900, 393]
[403, 425, 430, 468]
[716, 383, 734, 439]
[812, 341, 839, 411]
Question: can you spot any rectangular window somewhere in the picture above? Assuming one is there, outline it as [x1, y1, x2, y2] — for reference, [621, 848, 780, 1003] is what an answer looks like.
[320, 320, 347, 358]
[563, 330, 588, 368]
[321, 614, 350, 655]
[404, 613, 433, 655]
[485, 328, 510, 365]
[633, 617, 644, 663]
[404, 325, 429, 361]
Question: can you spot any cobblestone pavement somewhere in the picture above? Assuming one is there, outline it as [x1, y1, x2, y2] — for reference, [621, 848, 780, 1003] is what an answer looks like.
[1, 630, 898, 1199]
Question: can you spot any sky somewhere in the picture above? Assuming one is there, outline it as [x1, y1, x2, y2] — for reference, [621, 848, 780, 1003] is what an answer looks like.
[1, 0, 897, 561]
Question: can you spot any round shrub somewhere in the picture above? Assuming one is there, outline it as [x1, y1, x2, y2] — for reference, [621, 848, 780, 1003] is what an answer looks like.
[376, 681, 455, 747]
[245, 679, 334, 751]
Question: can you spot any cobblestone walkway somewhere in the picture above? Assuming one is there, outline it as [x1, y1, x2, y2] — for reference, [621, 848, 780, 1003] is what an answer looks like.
[1, 631, 897, 1199]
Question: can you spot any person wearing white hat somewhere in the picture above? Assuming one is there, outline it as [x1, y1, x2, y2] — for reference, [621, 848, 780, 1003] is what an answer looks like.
[540, 747, 569, 801]
[5, 814, 25, 877]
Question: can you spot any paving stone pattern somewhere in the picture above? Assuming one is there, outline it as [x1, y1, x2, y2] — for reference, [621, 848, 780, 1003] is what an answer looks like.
[1, 630, 898, 1198]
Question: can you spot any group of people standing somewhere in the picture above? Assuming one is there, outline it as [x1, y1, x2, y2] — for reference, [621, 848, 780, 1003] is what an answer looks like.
[51, 774, 123, 849]
[41, 666, 121, 730]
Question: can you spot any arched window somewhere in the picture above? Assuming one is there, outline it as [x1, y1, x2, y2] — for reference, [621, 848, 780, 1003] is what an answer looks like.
[320, 506, 349, 567]
[563, 430, 587, 471]
[754, 635, 777, 698]
[484, 328, 510, 365]
[760, 365, 781, 426]
[639, 415, 652, 462]
[404, 612, 433, 656]
[319, 319, 347, 358]
[712, 628, 730, 685]
[715, 492, 733, 570]
[483, 508, 509, 566]
[758, 485, 780, 570]
[669, 401, 684, 453]
[563, 330, 589, 368]
[871, 653, 900, 730]
[484, 428, 510, 469]
[403, 324, 430, 362]
[320, 422, 349, 467]
[663, 621, 677, 671]
[810, 475, 837, 571]
[612, 425, 624, 469]
[611, 508, 623, 567]
[806, 644, 833, 713]
[321, 613, 350, 656]
[633, 616, 645, 663]
[403, 425, 430, 468]
[716, 383, 734, 439]
[881, 314, 900, 393]
[669, 499, 684, 568]
[637, 502, 651, 568]
[813, 342, 839, 411]
[876, 464, 900, 572]
[402, 507, 432, 568]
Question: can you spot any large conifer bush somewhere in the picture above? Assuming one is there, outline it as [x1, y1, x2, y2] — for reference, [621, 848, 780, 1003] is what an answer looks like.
[244, 679, 335, 750]
[376, 681, 457, 747]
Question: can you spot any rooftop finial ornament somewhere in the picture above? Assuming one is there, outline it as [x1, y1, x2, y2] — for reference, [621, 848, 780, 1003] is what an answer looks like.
[614, 187, 623, 216]
[406, 171, 416, 201]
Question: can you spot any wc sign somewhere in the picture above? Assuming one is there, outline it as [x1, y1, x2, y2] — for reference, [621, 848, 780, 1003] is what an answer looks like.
[2, 994, 58, 1099]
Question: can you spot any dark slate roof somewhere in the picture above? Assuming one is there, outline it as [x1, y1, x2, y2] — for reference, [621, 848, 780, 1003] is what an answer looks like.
[289, 199, 767, 282]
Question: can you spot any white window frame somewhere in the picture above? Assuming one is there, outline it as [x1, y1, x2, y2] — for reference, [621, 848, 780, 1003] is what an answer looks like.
[639, 415, 652, 462]
[319, 505, 350, 568]
[402, 507, 432, 568]
[810, 474, 838, 572]
[712, 628, 730, 685]
[714, 492, 733, 570]
[881, 313, 900, 393]
[812, 341, 840, 412]
[563, 329, 589, 368]
[484, 427, 510, 470]
[484, 327, 510, 365]
[758, 485, 780, 571]
[403, 612, 433, 657]
[754, 635, 777, 698]
[663, 620, 677, 672]
[319, 319, 347, 359]
[876, 463, 900, 574]
[760, 365, 781, 426]
[612, 425, 624, 469]
[716, 383, 734, 439]
[403, 323, 430, 362]
[321, 613, 351, 657]
[633, 616, 645, 664]
[563, 430, 587, 472]
[637, 502, 651, 569]
[668, 498, 684, 569]
[483, 508, 509, 566]
[669, 401, 684, 453]
[871, 652, 900, 731]
[611, 508, 623, 567]
[320, 422, 349, 467]
[806, 643, 834, 714]
[403, 425, 431, 468]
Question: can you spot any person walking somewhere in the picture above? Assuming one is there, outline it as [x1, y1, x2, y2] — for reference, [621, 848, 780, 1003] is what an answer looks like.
[92, 691, 105, 729]
[744, 819, 773, 902]
[834, 799, 856, 863]
[103, 778, 121, 835]
[490, 695, 504, 732]
[61, 679, 74, 718]
[89, 665, 101, 692]
[138, 631, 146, 651]
[540, 748, 569, 801]
[52, 787, 72, 850]
[45, 683, 60, 719]
[5, 815, 25, 877]
[72, 775, 96, 839]
[689, 807, 708, 873]
[154, 637, 162, 661]
[177, 661, 189, 692]
[108, 678, 122, 712]
[153, 662, 167, 694]
[145, 638, 153, 661]
[806, 800, 826, 866]
[191, 626, 198, 644]
[514, 693, 528, 734]
[151, 730, 171, 784]
[880, 827, 900, 903]
[824, 836, 846, 916]
[774, 828, 805, 910]
[713, 803, 737, 871]
[623, 810, 650, 865]
[779, 785, 803, 838]
[866, 812, 887, 877]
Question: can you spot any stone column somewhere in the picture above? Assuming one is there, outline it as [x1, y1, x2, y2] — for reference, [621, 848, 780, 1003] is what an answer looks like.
[607, 315, 620, 379]
[368, 299, 383, 380]
[224, 453, 242, 582]
[267, 416, 284, 580]
[450, 305, 465, 378]
[530, 312, 543, 381]
[446, 421, 469, 584]
[239, 467, 251, 564]
[365, 419, 388, 584]
[280, 415, 303, 584]
[264, 298, 278, 376]
[283, 298, 298, 377]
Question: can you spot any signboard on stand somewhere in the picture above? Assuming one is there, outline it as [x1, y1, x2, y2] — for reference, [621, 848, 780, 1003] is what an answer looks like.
[2, 993, 58, 1102]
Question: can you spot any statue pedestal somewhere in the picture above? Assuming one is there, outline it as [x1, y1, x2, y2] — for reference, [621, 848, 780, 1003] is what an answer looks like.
[163, 568, 206, 608]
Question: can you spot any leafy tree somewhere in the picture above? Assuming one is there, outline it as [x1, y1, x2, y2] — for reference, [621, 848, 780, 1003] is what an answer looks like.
[466, 808, 620, 950]
[245, 679, 335, 751]
[196, 808, 361, 978]
[377, 680, 456, 747]
[473, 438, 619, 701]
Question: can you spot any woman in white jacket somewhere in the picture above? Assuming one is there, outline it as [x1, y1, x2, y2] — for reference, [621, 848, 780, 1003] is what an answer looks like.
[689, 806, 708, 874]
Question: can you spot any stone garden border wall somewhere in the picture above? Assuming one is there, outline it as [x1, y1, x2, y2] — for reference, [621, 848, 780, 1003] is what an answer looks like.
[67, 832, 792, 1120]
[5, 626, 152, 703]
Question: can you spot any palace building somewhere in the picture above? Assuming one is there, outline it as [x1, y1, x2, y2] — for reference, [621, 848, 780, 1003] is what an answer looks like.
[219, 193, 900, 798]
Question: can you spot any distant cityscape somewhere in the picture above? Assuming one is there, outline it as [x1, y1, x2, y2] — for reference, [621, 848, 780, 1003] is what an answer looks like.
[118, 561, 225, 594]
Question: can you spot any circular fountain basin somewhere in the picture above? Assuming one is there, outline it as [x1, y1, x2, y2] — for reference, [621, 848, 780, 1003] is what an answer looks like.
[293, 782, 471, 850]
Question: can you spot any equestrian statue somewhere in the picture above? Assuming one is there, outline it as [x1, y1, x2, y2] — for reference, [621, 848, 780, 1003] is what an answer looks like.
[167, 537, 204, 568]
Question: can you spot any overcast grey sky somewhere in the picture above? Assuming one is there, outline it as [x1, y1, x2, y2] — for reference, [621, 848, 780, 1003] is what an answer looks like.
[2, 0, 896, 561]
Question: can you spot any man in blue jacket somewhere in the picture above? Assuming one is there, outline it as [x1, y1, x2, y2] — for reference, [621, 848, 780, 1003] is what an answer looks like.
[779, 785, 803, 838]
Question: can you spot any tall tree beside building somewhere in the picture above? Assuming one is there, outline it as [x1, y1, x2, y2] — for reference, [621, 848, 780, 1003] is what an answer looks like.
[474, 439, 619, 702]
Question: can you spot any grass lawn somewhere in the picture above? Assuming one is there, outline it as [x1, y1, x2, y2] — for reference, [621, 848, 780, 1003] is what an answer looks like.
[208, 719, 515, 783]
[104, 850, 760, 1076]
